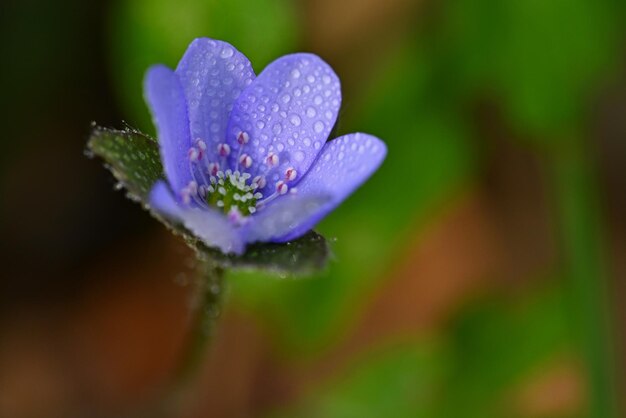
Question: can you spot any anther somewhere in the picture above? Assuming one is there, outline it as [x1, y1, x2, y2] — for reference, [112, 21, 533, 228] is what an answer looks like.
[276, 180, 289, 195]
[217, 143, 231, 156]
[207, 162, 220, 176]
[252, 175, 267, 189]
[285, 167, 297, 181]
[188, 147, 200, 162]
[195, 139, 207, 151]
[266, 152, 279, 167]
[239, 154, 253, 169]
[187, 181, 198, 195]
[237, 131, 250, 145]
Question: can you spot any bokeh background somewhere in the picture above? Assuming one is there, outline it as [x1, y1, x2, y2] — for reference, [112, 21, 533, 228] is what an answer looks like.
[1, 0, 625, 416]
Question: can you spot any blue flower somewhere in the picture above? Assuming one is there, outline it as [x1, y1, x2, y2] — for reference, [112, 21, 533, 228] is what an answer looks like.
[146, 38, 386, 254]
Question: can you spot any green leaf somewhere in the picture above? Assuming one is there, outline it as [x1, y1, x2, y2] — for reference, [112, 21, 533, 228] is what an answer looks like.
[87, 125, 163, 201]
[87, 126, 329, 275]
[201, 231, 330, 276]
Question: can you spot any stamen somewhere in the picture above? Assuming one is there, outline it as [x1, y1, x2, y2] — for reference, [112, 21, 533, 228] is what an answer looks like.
[237, 131, 250, 145]
[208, 162, 220, 176]
[276, 180, 289, 195]
[266, 152, 279, 167]
[188, 147, 200, 162]
[217, 143, 231, 157]
[285, 167, 297, 181]
[252, 175, 266, 189]
[239, 154, 253, 169]
[195, 139, 207, 157]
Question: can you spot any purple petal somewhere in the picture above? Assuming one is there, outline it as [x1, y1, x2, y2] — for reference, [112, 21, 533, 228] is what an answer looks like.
[176, 38, 255, 161]
[242, 194, 332, 244]
[144, 65, 193, 193]
[226, 53, 341, 195]
[272, 133, 387, 242]
[149, 181, 245, 254]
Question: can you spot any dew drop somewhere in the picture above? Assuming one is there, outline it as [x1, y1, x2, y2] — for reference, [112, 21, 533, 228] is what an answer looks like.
[256, 120, 265, 129]
[291, 68, 301, 78]
[272, 123, 282, 134]
[306, 107, 317, 118]
[281, 94, 291, 103]
[314, 95, 323, 105]
[290, 115, 301, 126]
[220, 46, 234, 58]
[293, 150, 305, 162]
[314, 121, 325, 133]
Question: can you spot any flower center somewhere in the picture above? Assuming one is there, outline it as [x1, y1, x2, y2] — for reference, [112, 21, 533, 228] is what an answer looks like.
[181, 133, 299, 222]
[204, 170, 260, 216]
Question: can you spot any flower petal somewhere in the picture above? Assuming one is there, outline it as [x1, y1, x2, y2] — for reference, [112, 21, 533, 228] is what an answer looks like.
[150, 181, 245, 254]
[242, 194, 332, 244]
[272, 133, 386, 242]
[176, 38, 255, 161]
[226, 53, 341, 195]
[144, 65, 193, 193]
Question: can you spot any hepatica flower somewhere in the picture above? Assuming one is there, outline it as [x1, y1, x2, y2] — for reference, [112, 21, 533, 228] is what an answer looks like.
[146, 38, 386, 254]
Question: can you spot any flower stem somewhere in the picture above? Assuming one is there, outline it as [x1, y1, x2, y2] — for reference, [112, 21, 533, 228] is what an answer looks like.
[550, 137, 617, 418]
[157, 256, 224, 416]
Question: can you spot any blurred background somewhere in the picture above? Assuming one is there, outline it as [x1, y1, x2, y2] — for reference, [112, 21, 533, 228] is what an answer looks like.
[0, 0, 625, 416]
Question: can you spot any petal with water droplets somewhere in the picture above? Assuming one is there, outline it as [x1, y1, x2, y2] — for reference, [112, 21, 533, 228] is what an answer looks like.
[226, 53, 341, 195]
[242, 194, 331, 243]
[144, 65, 193, 192]
[176, 38, 255, 162]
[272, 132, 386, 242]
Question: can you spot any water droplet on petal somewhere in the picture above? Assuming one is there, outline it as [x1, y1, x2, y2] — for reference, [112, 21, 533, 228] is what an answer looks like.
[272, 123, 282, 134]
[306, 107, 316, 118]
[220, 46, 234, 58]
[314, 121, 325, 133]
[294, 150, 305, 162]
[290, 115, 301, 126]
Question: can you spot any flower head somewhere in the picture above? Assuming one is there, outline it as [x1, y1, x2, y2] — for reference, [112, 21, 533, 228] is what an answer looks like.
[146, 38, 386, 254]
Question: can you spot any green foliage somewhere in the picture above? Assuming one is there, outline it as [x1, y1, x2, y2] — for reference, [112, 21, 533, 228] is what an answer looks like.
[268, 284, 572, 418]
[270, 340, 447, 418]
[87, 126, 329, 275]
[87, 126, 163, 201]
[441, 0, 621, 138]
[109, 0, 299, 132]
